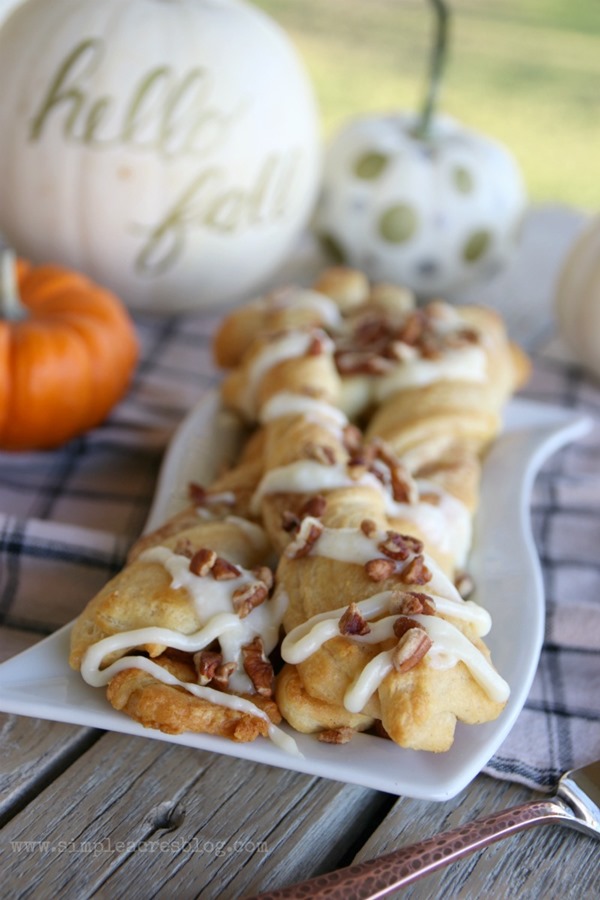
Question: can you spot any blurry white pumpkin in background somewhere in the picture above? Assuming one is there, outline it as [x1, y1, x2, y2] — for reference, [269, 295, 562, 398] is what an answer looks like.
[314, 0, 527, 299]
[0, 0, 21, 23]
[555, 216, 600, 380]
[0, 0, 320, 313]
[315, 113, 526, 298]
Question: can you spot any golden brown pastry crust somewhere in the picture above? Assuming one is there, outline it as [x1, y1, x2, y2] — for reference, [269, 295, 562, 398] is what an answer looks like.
[107, 653, 280, 742]
[71, 265, 527, 752]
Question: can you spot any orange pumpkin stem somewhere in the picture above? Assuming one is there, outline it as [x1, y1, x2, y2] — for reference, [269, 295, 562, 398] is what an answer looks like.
[0, 249, 27, 322]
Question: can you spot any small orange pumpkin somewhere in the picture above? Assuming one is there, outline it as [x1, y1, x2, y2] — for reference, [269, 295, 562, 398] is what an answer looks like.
[0, 252, 139, 450]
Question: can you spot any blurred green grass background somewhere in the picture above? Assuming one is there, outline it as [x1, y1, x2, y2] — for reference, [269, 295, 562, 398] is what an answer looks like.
[254, 0, 600, 210]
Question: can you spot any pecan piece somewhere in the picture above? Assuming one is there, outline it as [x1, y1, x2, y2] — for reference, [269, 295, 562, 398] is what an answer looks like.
[188, 482, 207, 505]
[241, 636, 274, 697]
[189, 548, 217, 576]
[392, 627, 433, 673]
[193, 650, 223, 685]
[338, 602, 371, 636]
[389, 591, 436, 617]
[318, 727, 354, 745]
[232, 582, 269, 618]
[378, 531, 423, 561]
[285, 516, 324, 559]
[365, 557, 397, 582]
[360, 518, 379, 538]
[400, 554, 432, 585]
[455, 571, 475, 599]
[252, 566, 274, 591]
[174, 537, 195, 559]
[281, 510, 301, 533]
[397, 310, 424, 346]
[212, 557, 241, 580]
[300, 494, 327, 519]
[392, 616, 422, 639]
[211, 660, 238, 689]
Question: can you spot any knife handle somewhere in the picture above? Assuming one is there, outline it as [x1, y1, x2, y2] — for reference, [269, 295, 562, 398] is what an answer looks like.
[253, 797, 573, 899]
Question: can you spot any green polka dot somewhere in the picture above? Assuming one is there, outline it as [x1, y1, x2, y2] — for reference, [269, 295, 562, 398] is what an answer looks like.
[453, 166, 474, 193]
[354, 152, 389, 180]
[319, 232, 346, 263]
[379, 204, 417, 243]
[463, 229, 491, 263]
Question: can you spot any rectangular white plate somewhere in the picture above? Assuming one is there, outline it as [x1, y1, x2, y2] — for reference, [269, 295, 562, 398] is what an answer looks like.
[0, 397, 591, 800]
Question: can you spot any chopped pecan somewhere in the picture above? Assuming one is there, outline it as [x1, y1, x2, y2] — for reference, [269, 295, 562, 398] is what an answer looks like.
[281, 510, 301, 533]
[389, 591, 436, 617]
[232, 582, 268, 618]
[378, 531, 423, 561]
[174, 537, 195, 559]
[285, 516, 324, 559]
[318, 727, 354, 745]
[307, 332, 329, 356]
[252, 566, 274, 591]
[193, 650, 223, 685]
[212, 557, 241, 581]
[338, 602, 371, 636]
[392, 627, 433, 673]
[365, 557, 397, 582]
[390, 465, 418, 504]
[189, 548, 217, 576]
[360, 518, 379, 538]
[188, 482, 207, 505]
[400, 554, 432, 585]
[397, 310, 424, 346]
[455, 570, 475, 599]
[300, 495, 327, 519]
[393, 616, 422, 639]
[342, 424, 363, 453]
[211, 660, 238, 689]
[241, 636, 275, 697]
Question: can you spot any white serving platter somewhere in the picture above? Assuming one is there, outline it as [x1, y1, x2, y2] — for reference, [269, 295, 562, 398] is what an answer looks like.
[0, 396, 591, 800]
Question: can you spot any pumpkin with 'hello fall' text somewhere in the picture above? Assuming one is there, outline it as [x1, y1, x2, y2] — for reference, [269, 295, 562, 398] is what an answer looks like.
[0, 0, 320, 313]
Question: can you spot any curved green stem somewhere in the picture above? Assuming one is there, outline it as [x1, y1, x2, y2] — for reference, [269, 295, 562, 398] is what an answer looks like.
[412, 0, 450, 141]
[0, 247, 26, 321]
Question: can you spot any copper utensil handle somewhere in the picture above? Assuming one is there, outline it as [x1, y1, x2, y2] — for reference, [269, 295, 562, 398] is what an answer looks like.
[254, 798, 572, 899]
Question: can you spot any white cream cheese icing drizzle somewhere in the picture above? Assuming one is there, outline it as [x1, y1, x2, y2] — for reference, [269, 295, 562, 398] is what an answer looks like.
[251, 457, 472, 567]
[280, 595, 508, 712]
[242, 329, 334, 417]
[80, 545, 300, 755]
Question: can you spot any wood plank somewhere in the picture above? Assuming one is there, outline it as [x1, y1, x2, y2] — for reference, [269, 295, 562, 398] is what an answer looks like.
[348, 774, 599, 899]
[0, 729, 391, 898]
[0, 714, 98, 827]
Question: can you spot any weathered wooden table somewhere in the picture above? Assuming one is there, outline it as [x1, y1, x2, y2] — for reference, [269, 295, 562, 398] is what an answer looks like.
[1, 695, 598, 897]
[1, 207, 599, 898]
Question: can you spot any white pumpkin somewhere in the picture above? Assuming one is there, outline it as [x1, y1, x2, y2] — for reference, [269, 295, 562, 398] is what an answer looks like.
[555, 216, 600, 379]
[315, 112, 526, 298]
[0, 0, 22, 23]
[0, 0, 320, 313]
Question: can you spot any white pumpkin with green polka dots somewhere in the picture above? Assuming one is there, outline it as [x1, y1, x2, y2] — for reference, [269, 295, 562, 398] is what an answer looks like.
[315, 113, 526, 297]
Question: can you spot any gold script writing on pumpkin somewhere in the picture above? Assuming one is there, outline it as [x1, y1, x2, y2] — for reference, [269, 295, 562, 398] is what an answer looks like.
[28, 38, 302, 274]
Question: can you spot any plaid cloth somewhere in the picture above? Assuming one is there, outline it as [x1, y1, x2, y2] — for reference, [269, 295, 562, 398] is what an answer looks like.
[0, 212, 598, 793]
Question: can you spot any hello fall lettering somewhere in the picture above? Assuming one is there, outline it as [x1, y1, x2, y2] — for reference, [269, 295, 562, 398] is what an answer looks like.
[28, 38, 300, 275]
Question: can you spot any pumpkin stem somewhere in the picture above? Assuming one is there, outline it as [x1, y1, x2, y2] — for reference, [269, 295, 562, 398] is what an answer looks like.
[412, 0, 450, 141]
[0, 248, 26, 321]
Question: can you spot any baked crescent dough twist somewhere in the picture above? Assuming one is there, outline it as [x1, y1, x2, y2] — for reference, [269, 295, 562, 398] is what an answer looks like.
[70, 265, 526, 754]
